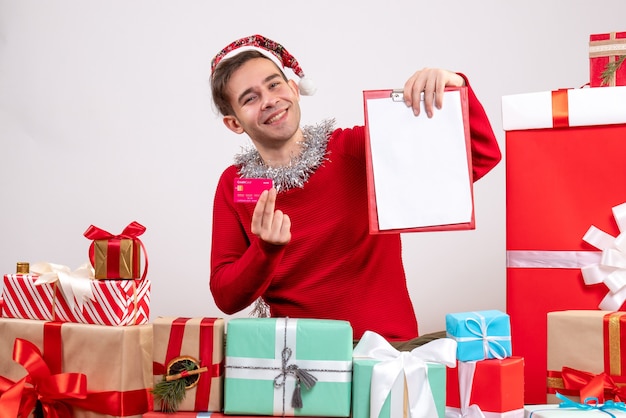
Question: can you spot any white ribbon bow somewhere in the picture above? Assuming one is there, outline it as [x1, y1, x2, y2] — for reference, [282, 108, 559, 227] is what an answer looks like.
[444, 361, 485, 418]
[581, 202, 626, 311]
[353, 330, 457, 418]
[31, 261, 95, 311]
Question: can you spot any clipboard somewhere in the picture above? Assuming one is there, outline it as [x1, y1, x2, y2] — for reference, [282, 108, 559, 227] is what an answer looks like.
[363, 87, 475, 234]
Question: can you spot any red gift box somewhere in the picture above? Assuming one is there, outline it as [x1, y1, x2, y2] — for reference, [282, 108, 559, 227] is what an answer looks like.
[503, 87, 626, 403]
[84, 221, 148, 280]
[2, 272, 150, 325]
[590, 31, 626, 87]
[446, 357, 524, 415]
[152, 317, 224, 412]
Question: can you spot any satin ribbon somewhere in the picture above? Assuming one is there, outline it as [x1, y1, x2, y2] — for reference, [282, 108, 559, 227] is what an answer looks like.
[450, 312, 511, 360]
[444, 362, 485, 418]
[7, 338, 88, 418]
[555, 392, 626, 417]
[83, 221, 148, 280]
[551, 90, 570, 128]
[353, 330, 457, 418]
[30, 261, 95, 312]
[560, 366, 626, 404]
[581, 202, 626, 311]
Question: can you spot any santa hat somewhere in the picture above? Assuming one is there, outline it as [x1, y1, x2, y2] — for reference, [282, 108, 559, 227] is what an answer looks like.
[210, 34, 316, 96]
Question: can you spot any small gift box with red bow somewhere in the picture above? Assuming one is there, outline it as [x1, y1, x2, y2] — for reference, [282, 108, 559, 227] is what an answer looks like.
[352, 331, 455, 418]
[589, 31, 626, 87]
[502, 87, 626, 404]
[152, 317, 225, 413]
[84, 221, 148, 280]
[0, 317, 153, 417]
[547, 310, 626, 404]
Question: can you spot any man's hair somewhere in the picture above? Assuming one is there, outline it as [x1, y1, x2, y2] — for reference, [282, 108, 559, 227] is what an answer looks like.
[211, 50, 288, 117]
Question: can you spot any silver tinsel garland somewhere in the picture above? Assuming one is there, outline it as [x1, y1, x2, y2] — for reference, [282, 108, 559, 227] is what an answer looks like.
[235, 119, 335, 192]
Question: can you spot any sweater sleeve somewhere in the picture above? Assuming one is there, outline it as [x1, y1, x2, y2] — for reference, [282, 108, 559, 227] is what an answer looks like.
[209, 168, 287, 314]
[459, 73, 502, 181]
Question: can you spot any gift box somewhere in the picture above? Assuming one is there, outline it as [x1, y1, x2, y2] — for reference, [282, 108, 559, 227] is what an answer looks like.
[2, 268, 150, 325]
[224, 317, 353, 417]
[546, 310, 626, 404]
[0, 317, 153, 417]
[152, 317, 224, 412]
[502, 86, 626, 403]
[525, 397, 626, 417]
[446, 357, 524, 417]
[590, 31, 626, 87]
[445, 310, 512, 362]
[352, 331, 456, 418]
[84, 221, 147, 280]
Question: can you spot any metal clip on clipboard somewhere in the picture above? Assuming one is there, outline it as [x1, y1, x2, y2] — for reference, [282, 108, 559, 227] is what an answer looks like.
[390, 90, 425, 102]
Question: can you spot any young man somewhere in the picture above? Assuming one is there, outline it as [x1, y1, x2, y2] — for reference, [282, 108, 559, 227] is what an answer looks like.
[209, 34, 501, 342]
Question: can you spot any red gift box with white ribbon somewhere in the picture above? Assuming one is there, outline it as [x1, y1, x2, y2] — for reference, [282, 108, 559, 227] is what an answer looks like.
[502, 86, 626, 404]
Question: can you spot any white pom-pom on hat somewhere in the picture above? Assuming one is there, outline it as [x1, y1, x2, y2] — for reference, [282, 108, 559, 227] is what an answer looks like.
[211, 34, 316, 96]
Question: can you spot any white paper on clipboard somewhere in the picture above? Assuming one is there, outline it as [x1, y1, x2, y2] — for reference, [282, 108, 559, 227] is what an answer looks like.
[364, 87, 474, 232]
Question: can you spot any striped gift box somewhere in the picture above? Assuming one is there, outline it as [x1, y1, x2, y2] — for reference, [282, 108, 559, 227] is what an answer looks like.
[1, 273, 150, 325]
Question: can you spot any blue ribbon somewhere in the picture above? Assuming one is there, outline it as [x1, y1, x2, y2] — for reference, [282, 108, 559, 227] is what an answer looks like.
[554, 392, 626, 417]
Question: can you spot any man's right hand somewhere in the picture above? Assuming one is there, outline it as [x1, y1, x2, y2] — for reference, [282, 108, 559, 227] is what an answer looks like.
[251, 188, 291, 245]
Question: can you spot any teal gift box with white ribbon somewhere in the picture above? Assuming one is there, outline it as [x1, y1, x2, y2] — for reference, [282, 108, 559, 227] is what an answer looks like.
[445, 310, 512, 362]
[352, 331, 456, 418]
[223, 317, 353, 416]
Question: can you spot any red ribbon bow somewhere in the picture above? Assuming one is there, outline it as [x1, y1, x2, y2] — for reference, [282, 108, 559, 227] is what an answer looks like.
[0, 338, 88, 418]
[83, 221, 148, 280]
[562, 366, 626, 403]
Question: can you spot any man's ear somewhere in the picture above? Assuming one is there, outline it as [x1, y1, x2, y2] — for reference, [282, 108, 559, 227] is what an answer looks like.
[288, 79, 301, 100]
[223, 115, 244, 134]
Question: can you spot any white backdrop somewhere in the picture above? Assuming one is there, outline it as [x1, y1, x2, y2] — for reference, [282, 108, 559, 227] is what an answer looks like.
[1, 0, 624, 334]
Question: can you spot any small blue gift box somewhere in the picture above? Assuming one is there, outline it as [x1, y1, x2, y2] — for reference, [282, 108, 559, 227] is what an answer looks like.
[445, 310, 512, 362]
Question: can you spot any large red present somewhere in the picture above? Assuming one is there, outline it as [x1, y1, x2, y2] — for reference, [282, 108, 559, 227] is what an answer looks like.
[2, 262, 150, 325]
[446, 357, 524, 417]
[547, 310, 626, 404]
[589, 31, 626, 87]
[152, 317, 225, 413]
[0, 318, 153, 417]
[502, 86, 626, 403]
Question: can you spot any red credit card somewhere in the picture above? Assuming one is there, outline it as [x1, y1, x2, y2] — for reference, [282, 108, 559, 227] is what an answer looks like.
[234, 178, 273, 203]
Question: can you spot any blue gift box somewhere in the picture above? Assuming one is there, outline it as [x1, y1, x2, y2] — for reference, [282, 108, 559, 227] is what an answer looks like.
[445, 310, 512, 362]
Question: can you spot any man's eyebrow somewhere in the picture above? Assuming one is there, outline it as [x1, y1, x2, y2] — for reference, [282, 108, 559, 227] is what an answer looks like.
[237, 73, 283, 104]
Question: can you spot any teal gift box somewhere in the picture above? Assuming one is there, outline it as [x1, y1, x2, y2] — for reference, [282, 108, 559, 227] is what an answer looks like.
[352, 331, 456, 418]
[352, 359, 446, 418]
[445, 310, 512, 362]
[224, 317, 353, 417]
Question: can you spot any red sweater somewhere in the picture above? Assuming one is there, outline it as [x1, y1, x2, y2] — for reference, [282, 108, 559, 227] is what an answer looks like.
[210, 83, 501, 341]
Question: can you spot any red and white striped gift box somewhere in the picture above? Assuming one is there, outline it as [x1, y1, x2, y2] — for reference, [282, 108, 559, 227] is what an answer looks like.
[1, 273, 150, 325]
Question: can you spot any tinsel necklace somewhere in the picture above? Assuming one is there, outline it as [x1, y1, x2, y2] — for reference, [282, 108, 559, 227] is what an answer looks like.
[235, 119, 335, 192]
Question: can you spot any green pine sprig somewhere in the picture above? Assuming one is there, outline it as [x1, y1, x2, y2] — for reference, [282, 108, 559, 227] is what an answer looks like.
[152, 359, 198, 413]
[601, 55, 626, 86]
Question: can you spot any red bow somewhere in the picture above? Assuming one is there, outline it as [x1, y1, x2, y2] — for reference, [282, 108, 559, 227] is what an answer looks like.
[0, 338, 88, 418]
[562, 366, 626, 403]
[83, 221, 148, 280]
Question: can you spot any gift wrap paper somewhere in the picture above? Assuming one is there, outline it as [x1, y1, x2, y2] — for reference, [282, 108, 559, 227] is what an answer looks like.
[547, 310, 626, 403]
[2, 273, 150, 325]
[446, 357, 524, 415]
[445, 310, 512, 362]
[352, 358, 445, 418]
[224, 317, 353, 417]
[503, 87, 626, 403]
[525, 403, 626, 417]
[93, 238, 142, 279]
[589, 31, 626, 87]
[0, 318, 153, 417]
[152, 317, 224, 412]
